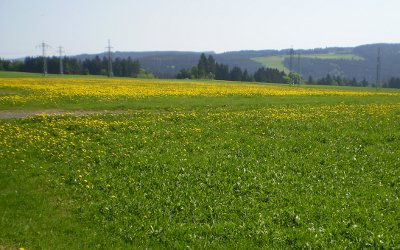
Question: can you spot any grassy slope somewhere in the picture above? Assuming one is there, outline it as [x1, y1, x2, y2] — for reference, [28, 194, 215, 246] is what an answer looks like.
[252, 56, 289, 72]
[301, 53, 364, 60]
[252, 53, 364, 72]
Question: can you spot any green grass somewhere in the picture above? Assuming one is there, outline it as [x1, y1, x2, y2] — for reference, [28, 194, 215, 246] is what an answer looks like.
[252, 53, 364, 72]
[1, 77, 400, 249]
[301, 53, 364, 60]
[252, 56, 289, 72]
[1, 72, 398, 112]
[1, 90, 399, 112]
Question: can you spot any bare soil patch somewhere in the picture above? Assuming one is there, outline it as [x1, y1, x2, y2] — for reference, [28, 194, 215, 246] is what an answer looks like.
[0, 109, 131, 119]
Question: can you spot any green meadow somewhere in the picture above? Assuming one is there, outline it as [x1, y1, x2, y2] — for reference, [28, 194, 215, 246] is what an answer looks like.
[252, 53, 364, 73]
[0, 74, 399, 249]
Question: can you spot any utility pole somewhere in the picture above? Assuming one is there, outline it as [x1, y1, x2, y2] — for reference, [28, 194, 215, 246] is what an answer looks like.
[287, 47, 295, 85]
[376, 47, 381, 87]
[106, 40, 113, 77]
[36, 41, 51, 76]
[58, 46, 64, 75]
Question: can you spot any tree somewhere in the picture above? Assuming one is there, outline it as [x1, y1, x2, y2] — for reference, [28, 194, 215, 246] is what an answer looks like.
[242, 70, 251, 82]
[288, 72, 302, 84]
[0, 55, 147, 77]
[326, 74, 333, 85]
[176, 69, 191, 79]
[65, 58, 80, 74]
[94, 56, 103, 75]
[254, 67, 287, 83]
[197, 53, 208, 78]
[190, 66, 199, 79]
[307, 76, 314, 84]
[388, 77, 400, 88]
[215, 63, 229, 80]
[361, 78, 368, 87]
[230, 67, 243, 81]
[207, 55, 216, 75]
[129, 58, 141, 77]
[350, 77, 357, 86]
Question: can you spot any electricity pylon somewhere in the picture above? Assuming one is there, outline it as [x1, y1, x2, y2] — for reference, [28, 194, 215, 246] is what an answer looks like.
[58, 46, 64, 75]
[106, 40, 113, 77]
[36, 41, 51, 76]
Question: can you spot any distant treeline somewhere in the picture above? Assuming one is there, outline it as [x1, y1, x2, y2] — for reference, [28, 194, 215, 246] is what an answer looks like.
[386, 77, 400, 88]
[1, 53, 400, 88]
[307, 74, 400, 88]
[176, 53, 292, 84]
[0, 56, 153, 78]
[175, 54, 400, 88]
[307, 74, 369, 87]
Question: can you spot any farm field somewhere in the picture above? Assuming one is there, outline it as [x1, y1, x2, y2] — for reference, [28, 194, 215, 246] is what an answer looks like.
[1, 75, 400, 249]
[252, 53, 364, 73]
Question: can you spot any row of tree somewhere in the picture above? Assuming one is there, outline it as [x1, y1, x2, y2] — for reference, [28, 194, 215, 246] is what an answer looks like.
[176, 54, 400, 88]
[176, 54, 291, 84]
[1, 54, 400, 88]
[308, 74, 400, 88]
[307, 74, 369, 87]
[0, 56, 152, 78]
[386, 77, 400, 88]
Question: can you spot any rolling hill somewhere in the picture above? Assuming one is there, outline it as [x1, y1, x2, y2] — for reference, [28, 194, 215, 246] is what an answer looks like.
[74, 43, 400, 82]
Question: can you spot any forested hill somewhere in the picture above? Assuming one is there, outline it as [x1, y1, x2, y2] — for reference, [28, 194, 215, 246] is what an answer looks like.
[74, 43, 400, 81]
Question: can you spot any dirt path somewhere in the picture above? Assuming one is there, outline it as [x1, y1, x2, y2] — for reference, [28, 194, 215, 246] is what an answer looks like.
[0, 109, 132, 119]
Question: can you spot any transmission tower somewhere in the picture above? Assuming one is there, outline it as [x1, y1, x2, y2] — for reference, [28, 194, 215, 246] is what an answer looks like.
[58, 46, 64, 75]
[289, 48, 294, 72]
[376, 47, 381, 87]
[36, 41, 51, 76]
[106, 40, 113, 77]
[297, 52, 301, 75]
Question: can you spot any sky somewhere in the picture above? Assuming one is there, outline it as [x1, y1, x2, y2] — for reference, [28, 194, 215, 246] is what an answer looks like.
[1, 0, 399, 58]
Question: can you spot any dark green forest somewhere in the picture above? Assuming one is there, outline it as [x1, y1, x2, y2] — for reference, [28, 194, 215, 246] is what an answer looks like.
[0, 56, 146, 78]
[176, 53, 289, 84]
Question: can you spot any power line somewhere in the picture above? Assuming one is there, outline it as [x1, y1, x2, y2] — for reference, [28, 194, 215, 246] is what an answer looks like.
[36, 41, 51, 76]
[106, 40, 113, 77]
[58, 46, 64, 75]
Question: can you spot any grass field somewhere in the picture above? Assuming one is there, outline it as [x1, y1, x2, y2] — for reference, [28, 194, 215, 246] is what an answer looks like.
[252, 56, 289, 72]
[301, 53, 364, 61]
[252, 53, 364, 72]
[1, 73, 400, 249]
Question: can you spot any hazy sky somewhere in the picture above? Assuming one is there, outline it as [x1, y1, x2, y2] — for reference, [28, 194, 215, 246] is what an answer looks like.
[1, 0, 399, 58]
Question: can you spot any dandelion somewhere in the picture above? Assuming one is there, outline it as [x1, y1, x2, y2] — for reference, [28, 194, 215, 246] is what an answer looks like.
[1, 77, 398, 107]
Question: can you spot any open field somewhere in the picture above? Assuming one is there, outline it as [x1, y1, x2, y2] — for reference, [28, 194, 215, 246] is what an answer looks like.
[252, 53, 364, 72]
[1, 74, 400, 248]
[252, 56, 289, 72]
[301, 53, 364, 61]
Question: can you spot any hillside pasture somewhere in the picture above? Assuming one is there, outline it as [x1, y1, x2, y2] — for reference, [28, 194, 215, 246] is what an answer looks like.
[252, 53, 364, 73]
